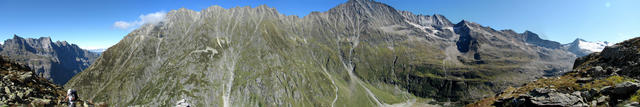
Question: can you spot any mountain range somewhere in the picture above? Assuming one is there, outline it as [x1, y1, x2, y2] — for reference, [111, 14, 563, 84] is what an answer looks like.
[61, 0, 597, 106]
[0, 35, 99, 85]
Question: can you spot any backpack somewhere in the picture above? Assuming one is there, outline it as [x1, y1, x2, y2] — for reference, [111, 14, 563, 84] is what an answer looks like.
[69, 89, 79, 101]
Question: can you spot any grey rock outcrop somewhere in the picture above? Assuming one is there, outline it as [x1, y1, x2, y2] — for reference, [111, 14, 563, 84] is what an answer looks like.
[493, 81, 640, 107]
[0, 56, 65, 106]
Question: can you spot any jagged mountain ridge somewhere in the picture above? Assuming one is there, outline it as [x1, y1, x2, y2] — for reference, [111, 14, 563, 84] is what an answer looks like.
[0, 35, 99, 85]
[65, 0, 576, 106]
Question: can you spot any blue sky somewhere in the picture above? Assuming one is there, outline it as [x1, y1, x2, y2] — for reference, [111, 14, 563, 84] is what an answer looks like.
[1, 0, 638, 49]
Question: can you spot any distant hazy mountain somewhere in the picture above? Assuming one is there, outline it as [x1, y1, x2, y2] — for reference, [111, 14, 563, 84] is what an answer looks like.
[0, 35, 99, 85]
[565, 38, 613, 57]
[66, 0, 576, 106]
[87, 48, 107, 53]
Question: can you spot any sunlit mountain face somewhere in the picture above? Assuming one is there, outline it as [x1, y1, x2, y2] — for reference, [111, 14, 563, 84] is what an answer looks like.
[66, 0, 578, 106]
[1, 0, 638, 106]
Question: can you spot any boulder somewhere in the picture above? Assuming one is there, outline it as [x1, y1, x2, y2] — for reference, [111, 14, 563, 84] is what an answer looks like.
[596, 96, 609, 106]
[586, 66, 611, 77]
[18, 72, 33, 82]
[495, 88, 589, 106]
[600, 45, 621, 60]
[602, 82, 640, 96]
[4, 87, 10, 94]
[624, 102, 640, 107]
[529, 91, 584, 106]
[576, 77, 594, 83]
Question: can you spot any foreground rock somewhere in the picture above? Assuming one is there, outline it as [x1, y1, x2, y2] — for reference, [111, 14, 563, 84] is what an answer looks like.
[0, 56, 106, 106]
[0, 56, 64, 106]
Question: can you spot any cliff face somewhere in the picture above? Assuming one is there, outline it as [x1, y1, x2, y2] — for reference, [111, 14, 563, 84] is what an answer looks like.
[65, 0, 576, 106]
[471, 37, 640, 107]
[0, 35, 99, 85]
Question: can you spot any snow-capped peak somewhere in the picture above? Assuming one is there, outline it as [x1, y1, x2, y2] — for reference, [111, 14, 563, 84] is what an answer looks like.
[566, 38, 613, 52]
[564, 38, 614, 57]
[576, 39, 613, 52]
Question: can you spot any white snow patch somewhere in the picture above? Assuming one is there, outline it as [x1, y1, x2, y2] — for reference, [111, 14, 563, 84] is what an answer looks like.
[578, 40, 613, 52]
[190, 47, 218, 55]
[404, 20, 442, 39]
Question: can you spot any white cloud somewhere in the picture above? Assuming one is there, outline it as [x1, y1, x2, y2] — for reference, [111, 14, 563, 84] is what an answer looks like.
[113, 21, 134, 29]
[605, 2, 611, 8]
[139, 12, 166, 25]
[113, 11, 166, 30]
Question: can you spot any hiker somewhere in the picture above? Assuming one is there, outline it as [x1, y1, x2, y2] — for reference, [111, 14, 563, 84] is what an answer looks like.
[65, 89, 79, 107]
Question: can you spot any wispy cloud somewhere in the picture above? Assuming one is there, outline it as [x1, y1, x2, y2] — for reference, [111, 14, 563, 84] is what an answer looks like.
[113, 11, 166, 30]
[605, 2, 611, 8]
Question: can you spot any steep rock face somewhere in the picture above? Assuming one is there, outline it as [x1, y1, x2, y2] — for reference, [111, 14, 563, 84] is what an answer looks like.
[470, 37, 640, 107]
[0, 35, 99, 85]
[65, 0, 576, 106]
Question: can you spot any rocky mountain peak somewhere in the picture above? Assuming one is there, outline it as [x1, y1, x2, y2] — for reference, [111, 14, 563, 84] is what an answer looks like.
[574, 38, 586, 42]
[565, 37, 613, 57]
[328, 0, 405, 26]
[454, 20, 479, 29]
[12, 34, 23, 40]
[400, 11, 453, 28]
[521, 30, 562, 49]
[522, 30, 536, 35]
